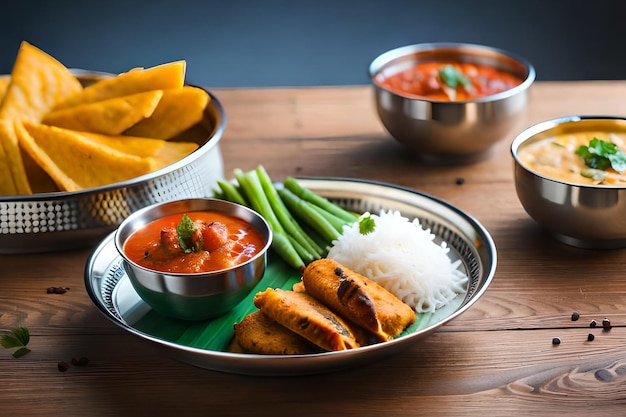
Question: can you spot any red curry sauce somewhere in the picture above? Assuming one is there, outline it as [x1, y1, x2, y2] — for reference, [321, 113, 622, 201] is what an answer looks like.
[375, 61, 523, 101]
[123, 211, 266, 273]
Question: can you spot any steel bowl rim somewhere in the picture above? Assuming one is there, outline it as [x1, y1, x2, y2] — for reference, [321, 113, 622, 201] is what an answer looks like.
[368, 41, 536, 104]
[511, 114, 626, 189]
[114, 197, 274, 277]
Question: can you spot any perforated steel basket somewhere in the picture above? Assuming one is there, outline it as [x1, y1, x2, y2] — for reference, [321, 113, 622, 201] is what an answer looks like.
[0, 76, 226, 254]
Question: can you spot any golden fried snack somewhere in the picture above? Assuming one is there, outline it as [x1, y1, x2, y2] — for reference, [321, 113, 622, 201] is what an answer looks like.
[226, 337, 246, 353]
[42, 90, 163, 135]
[0, 76, 10, 101]
[0, 129, 16, 195]
[124, 86, 209, 140]
[292, 281, 305, 292]
[53, 61, 185, 110]
[77, 131, 198, 169]
[302, 259, 416, 342]
[232, 310, 320, 355]
[0, 41, 82, 195]
[254, 288, 360, 351]
[15, 120, 156, 192]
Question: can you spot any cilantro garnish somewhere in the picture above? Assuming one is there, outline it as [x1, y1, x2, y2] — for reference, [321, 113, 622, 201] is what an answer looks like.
[358, 214, 376, 235]
[1, 326, 31, 358]
[176, 214, 199, 253]
[580, 169, 609, 181]
[575, 138, 626, 173]
[439, 65, 473, 92]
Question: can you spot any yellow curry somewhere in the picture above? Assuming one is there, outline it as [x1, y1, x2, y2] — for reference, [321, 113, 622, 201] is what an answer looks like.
[517, 131, 626, 185]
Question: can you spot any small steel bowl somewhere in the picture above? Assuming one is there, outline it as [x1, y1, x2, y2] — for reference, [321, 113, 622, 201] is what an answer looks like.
[512, 115, 626, 249]
[114, 198, 273, 321]
[369, 42, 535, 163]
[0, 72, 226, 254]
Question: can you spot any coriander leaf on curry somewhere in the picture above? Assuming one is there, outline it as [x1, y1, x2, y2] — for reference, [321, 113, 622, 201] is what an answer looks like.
[517, 133, 626, 186]
[176, 214, 198, 253]
[124, 211, 266, 273]
[439, 65, 473, 92]
[575, 137, 626, 173]
[374, 61, 522, 101]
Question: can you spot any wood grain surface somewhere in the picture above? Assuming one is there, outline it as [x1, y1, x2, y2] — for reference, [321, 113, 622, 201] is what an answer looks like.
[2, 81, 626, 416]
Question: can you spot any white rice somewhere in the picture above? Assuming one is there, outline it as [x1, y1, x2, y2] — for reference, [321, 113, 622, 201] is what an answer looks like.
[327, 210, 468, 313]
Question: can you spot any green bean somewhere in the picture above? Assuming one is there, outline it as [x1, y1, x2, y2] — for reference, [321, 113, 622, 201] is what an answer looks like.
[255, 166, 323, 258]
[306, 201, 350, 233]
[234, 169, 278, 230]
[284, 177, 358, 223]
[277, 186, 340, 244]
[287, 234, 316, 265]
[216, 180, 248, 206]
[212, 188, 225, 200]
[234, 168, 304, 270]
[271, 231, 305, 271]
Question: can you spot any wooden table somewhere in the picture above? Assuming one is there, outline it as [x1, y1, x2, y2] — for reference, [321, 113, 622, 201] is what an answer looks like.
[2, 81, 626, 416]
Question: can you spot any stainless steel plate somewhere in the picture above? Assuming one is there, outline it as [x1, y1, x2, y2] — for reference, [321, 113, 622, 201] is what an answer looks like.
[84, 178, 497, 376]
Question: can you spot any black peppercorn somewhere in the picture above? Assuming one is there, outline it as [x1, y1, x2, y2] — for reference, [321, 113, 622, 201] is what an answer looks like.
[587, 333, 595, 341]
[47, 286, 69, 294]
[571, 311, 580, 321]
[57, 361, 70, 372]
[71, 357, 89, 366]
[552, 337, 561, 345]
[602, 318, 611, 330]
[455, 177, 465, 185]
[590, 319, 597, 328]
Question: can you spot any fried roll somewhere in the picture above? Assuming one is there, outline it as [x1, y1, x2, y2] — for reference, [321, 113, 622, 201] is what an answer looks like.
[253, 288, 360, 351]
[302, 258, 416, 341]
[232, 310, 320, 355]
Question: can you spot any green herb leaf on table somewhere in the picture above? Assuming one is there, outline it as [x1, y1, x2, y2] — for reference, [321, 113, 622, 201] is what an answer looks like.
[1, 326, 31, 358]
[575, 137, 626, 173]
[12, 347, 31, 358]
[176, 214, 197, 253]
[439, 65, 473, 92]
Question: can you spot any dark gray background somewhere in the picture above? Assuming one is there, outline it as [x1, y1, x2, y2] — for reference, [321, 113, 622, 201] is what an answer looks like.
[1, 1, 624, 87]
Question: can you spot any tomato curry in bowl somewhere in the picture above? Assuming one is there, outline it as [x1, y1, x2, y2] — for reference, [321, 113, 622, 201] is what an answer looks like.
[375, 61, 523, 102]
[114, 198, 272, 321]
[369, 42, 535, 163]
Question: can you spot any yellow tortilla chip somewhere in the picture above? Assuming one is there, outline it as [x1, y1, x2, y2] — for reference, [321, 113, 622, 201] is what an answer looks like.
[42, 90, 163, 135]
[78, 131, 199, 169]
[0, 75, 11, 101]
[0, 124, 17, 195]
[19, 147, 57, 193]
[0, 41, 82, 195]
[15, 120, 157, 192]
[124, 86, 209, 140]
[54, 60, 186, 110]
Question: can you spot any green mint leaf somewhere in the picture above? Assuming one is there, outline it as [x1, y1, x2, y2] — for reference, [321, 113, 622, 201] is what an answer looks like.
[12, 347, 31, 358]
[12, 326, 29, 346]
[608, 153, 626, 173]
[358, 215, 376, 235]
[176, 214, 196, 253]
[439, 65, 473, 92]
[1, 327, 31, 358]
[1, 334, 24, 349]
[581, 169, 608, 181]
[576, 144, 610, 170]
[576, 138, 626, 173]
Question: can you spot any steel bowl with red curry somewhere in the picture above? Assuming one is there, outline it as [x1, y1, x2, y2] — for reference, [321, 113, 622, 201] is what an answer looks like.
[374, 61, 523, 102]
[122, 210, 267, 274]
